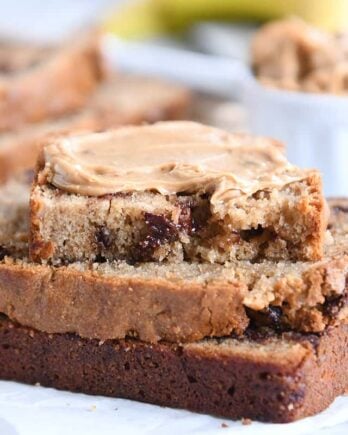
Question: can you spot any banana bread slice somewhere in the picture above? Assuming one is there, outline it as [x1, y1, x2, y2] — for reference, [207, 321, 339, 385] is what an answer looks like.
[0, 33, 103, 131]
[0, 315, 347, 423]
[1, 196, 347, 343]
[0, 74, 190, 184]
[30, 122, 327, 265]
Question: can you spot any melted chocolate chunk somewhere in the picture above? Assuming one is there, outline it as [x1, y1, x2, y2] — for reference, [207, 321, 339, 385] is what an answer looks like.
[96, 227, 112, 249]
[144, 213, 178, 244]
[191, 203, 211, 234]
[243, 326, 280, 343]
[177, 206, 193, 234]
[323, 290, 348, 318]
[94, 254, 107, 263]
[0, 246, 9, 261]
[243, 326, 321, 353]
[240, 225, 264, 242]
[175, 195, 211, 235]
[246, 306, 283, 331]
[133, 213, 179, 262]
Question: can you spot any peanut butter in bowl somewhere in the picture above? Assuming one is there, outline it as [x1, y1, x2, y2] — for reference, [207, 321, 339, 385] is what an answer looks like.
[252, 17, 348, 95]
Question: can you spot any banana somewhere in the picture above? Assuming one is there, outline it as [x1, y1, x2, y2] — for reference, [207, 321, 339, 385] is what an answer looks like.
[104, 0, 348, 39]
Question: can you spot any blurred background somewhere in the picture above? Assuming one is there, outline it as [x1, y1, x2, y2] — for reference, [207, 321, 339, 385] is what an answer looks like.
[1, 0, 348, 195]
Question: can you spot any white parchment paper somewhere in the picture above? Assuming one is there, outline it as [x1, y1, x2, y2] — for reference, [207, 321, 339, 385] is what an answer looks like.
[0, 381, 347, 435]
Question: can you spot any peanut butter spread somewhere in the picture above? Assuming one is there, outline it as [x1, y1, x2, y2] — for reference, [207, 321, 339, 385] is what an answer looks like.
[252, 18, 348, 94]
[43, 121, 309, 216]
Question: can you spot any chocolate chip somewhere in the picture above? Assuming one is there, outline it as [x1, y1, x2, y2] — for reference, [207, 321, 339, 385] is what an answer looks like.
[243, 327, 279, 342]
[143, 213, 178, 245]
[178, 206, 192, 234]
[94, 254, 107, 263]
[191, 203, 211, 234]
[0, 246, 10, 261]
[132, 213, 179, 262]
[323, 291, 348, 317]
[267, 306, 283, 325]
[240, 225, 264, 242]
[246, 306, 283, 331]
[96, 227, 112, 248]
[175, 197, 211, 235]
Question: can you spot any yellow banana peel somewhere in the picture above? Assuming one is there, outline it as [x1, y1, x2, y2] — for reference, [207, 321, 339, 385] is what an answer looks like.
[104, 0, 348, 39]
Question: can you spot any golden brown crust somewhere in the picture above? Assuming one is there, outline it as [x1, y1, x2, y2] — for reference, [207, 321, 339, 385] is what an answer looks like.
[0, 247, 346, 343]
[0, 316, 347, 422]
[245, 256, 348, 331]
[0, 259, 248, 343]
[29, 168, 55, 261]
[301, 171, 327, 260]
[0, 33, 103, 132]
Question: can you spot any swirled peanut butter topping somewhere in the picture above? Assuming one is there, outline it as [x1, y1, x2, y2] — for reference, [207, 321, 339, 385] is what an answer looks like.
[43, 121, 308, 216]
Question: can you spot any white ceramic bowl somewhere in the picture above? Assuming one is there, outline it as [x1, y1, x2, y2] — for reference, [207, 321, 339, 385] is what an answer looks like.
[244, 82, 348, 196]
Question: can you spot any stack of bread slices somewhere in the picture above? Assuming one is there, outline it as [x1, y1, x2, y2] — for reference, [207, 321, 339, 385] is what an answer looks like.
[0, 32, 347, 425]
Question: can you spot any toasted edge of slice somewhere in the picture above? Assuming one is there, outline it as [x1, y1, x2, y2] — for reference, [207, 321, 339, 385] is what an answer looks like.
[0, 315, 347, 423]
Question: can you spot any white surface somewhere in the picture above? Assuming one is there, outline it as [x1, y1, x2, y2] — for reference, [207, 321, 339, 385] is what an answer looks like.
[0, 382, 347, 435]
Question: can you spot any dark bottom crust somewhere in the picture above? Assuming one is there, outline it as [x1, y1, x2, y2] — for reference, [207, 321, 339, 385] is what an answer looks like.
[0, 316, 347, 423]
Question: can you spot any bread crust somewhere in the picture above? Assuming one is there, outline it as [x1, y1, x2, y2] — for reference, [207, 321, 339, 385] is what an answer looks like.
[0, 315, 347, 423]
[0, 254, 346, 343]
[0, 259, 248, 343]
